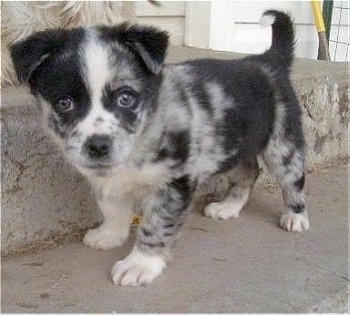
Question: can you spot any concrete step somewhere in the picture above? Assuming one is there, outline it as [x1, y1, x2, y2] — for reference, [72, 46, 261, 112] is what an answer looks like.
[1, 45, 348, 255]
[2, 165, 348, 313]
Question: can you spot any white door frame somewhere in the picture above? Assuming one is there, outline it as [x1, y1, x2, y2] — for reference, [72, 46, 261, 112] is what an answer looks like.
[184, 1, 321, 59]
[184, 1, 235, 51]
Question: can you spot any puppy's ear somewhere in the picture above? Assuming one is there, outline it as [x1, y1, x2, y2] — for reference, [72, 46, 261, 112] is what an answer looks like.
[101, 24, 169, 75]
[9, 29, 68, 83]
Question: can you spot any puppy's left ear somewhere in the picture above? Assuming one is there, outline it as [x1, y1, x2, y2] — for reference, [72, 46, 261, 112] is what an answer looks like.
[101, 24, 169, 75]
[9, 29, 68, 83]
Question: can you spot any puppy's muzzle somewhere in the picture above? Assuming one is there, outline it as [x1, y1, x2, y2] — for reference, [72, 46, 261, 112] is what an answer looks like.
[85, 135, 112, 159]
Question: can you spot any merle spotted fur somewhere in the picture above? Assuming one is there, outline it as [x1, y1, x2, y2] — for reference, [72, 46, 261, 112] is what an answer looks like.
[10, 10, 309, 286]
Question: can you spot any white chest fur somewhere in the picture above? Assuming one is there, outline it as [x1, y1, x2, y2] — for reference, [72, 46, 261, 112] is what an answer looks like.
[89, 162, 173, 201]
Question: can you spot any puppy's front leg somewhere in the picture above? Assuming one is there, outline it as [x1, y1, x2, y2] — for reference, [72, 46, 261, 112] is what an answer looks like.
[111, 177, 192, 286]
[84, 196, 134, 250]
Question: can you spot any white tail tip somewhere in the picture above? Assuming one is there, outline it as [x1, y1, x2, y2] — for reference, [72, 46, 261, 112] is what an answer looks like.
[259, 13, 275, 28]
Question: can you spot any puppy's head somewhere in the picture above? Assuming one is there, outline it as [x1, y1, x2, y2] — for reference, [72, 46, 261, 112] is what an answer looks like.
[10, 24, 169, 176]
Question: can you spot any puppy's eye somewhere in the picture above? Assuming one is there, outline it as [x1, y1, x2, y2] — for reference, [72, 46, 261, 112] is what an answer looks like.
[56, 97, 74, 112]
[116, 91, 136, 108]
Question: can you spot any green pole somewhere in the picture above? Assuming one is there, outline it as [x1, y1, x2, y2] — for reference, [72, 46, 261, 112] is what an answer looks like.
[322, 0, 333, 41]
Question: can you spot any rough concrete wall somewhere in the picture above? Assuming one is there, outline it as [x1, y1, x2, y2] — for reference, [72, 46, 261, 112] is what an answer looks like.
[1, 87, 101, 255]
[296, 73, 349, 169]
[1, 49, 348, 254]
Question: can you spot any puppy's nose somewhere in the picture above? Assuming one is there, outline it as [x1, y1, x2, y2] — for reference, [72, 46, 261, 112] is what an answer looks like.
[85, 135, 112, 158]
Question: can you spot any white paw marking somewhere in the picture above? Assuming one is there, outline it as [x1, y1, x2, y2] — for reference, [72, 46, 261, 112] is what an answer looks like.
[83, 225, 128, 250]
[111, 249, 166, 286]
[280, 212, 310, 232]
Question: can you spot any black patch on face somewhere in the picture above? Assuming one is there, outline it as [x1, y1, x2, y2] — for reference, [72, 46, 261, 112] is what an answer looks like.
[294, 173, 305, 191]
[24, 28, 91, 138]
[102, 86, 140, 134]
[36, 64, 90, 137]
[101, 55, 162, 134]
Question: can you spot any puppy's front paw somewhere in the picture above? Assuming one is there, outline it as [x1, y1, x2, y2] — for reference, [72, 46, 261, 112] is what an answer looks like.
[111, 249, 166, 286]
[83, 226, 128, 250]
[280, 212, 310, 232]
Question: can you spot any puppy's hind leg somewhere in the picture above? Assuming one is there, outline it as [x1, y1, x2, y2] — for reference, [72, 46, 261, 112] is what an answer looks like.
[204, 159, 259, 220]
[263, 139, 309, 233]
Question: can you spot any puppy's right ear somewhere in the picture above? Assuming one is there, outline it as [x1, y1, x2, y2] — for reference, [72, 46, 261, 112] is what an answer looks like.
[9, 29, 67, 83]
[99, 23, 169, 75]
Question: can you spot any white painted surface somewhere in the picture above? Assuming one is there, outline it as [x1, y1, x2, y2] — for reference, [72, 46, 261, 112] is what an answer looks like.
[184, 1, 350, 62]
[132, 0, 348, 60]
[138, 16, 185, 45]
[184, 2, 212, 48]
[135, 1, 185, 16]
[135, 1, 185, 45]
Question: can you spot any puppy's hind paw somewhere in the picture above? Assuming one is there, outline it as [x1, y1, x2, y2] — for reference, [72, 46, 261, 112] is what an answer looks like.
[280, 212, 310, 233]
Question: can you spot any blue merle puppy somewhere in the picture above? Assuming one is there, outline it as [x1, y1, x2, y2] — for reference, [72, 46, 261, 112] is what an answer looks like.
[10, 10, 309, 286]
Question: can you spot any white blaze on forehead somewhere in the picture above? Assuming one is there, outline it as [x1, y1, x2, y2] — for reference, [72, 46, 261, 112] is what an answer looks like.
[79, 34, 116, 135]
[83, 35, 111, 106]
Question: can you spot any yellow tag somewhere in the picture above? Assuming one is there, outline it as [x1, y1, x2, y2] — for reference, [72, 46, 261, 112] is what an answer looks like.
[131, 214, 142, 226]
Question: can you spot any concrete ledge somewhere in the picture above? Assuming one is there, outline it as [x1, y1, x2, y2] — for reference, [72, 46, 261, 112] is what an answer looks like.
[1, 47, 349, 254]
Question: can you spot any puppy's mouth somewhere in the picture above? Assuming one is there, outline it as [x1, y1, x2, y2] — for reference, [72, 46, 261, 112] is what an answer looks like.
[80, 161, 128, 177]
[80, 162, 115, 176]
[83, 163, 112, 170]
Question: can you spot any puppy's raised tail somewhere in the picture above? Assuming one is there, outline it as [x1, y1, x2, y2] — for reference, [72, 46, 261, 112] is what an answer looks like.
[259, 10, 295, 69]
